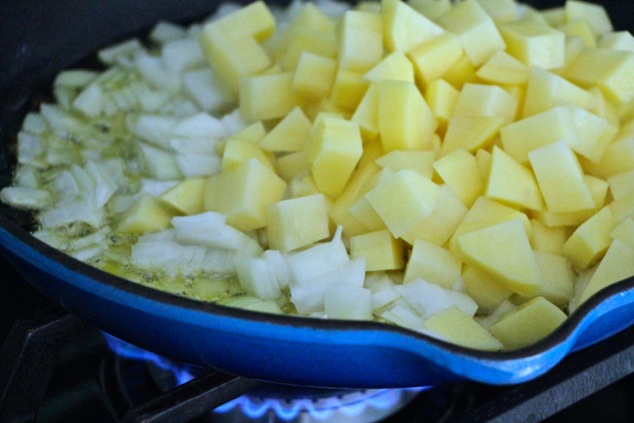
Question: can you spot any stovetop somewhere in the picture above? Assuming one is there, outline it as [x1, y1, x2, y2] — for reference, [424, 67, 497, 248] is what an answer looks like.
[2, 253, 634, 423]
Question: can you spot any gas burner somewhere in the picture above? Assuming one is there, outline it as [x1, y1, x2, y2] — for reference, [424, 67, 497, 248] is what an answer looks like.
[102, 333, 428, 422]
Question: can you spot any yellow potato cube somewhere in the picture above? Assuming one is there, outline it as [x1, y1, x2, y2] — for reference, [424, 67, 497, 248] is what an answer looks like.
[452, 83, 518, 124]
[338, 10, 383, 72]
[222, 138, 274, 171]
[305, 117, 363, 198]
[199, 31, 271, 98]
[407, 33, 464, 88]
[281, 29, 337, 70]
[378, 80, 437, 151]
[608, 169, 634, 200]
[499, 19, 565, 70]
[562, 206, 615, 271]
[567, 106, 617, 164]
[528, 141, 594, 213]
[582, 137, 634, 179]
[521, 68, 595, 118]
[530, 219, 570, 256]
[329, 162, 381, 237]
[266, 194, 330, 252]
[442, 55, 478, 89]
[578, 239, 634, 305]
[565, 0, 613, 36]
[375, 150, 435, 179]
[292, 52, 338, 101]
[404, 239, 461, 288]
[117, 194, 178, 234]
[598, 31, 634, 52]
[240, 72, 301, 121]
[382, 0, 445, 53]
[422, 305, 503, 351]
[565, 49, 634, 106]
[204, 159, 287, 232]
[610, 218, 634, 250]
[402, 184, 468, 246]
[438, 0, 506, 67]
[363, 52, 414, 83]
[204, 0, 275, 41]
[329, 69, 371, 111]
[348, 168, 395, 232]
[409, 0, 452, 21]
[486, 146, 544, 212]
[230, 121, 267, 144]
[534, 251, 575, 307]
[351, 83, 380, 141]
[440, 116, 505, 155]
[433, 149, 483, 207]
[475, 50, 529, 86]
[462, 264, 513, 311]
[475, 0, 521, 23]
[489, 297, 566, 349]
[558, 19, 597, 48]
[349, 229, 404, 271]
[455, 218, 542, 296]
[500, 106, 580, 164]
[366, 169, 441, 239]
[425, 79, 460, 134]
[260, 107, 311, 153]
[275, 151, 309, 181]
[288, 174, 321, 199]
[160, 177, 205, 215]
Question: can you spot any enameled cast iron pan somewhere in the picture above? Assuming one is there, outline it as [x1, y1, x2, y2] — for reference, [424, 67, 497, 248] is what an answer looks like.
[2, 0, 634, 389]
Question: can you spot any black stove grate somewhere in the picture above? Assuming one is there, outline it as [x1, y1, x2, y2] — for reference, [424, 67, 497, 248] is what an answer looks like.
[2, 254, 634, 423]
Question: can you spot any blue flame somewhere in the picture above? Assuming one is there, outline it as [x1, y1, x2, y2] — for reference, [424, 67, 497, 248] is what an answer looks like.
[103, 333, 428, 421]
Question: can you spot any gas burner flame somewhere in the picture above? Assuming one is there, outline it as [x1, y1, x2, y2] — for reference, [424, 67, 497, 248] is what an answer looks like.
[102, 333, 428, 421]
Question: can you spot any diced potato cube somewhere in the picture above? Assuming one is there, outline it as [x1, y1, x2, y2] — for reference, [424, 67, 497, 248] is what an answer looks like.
[160, 177, 205, 215]
[205, 0, 275, 41]
[455, 218, 542, 296]
[578, 239, 634, 305]
[338, 10, 383, 72]
[452, 83, 518, 124]
[329, 69, 371, 111]
[433, 149, 483, 207]
[292, 52, 338, 101]
[382, 0, 445, 53]
[350, 229, 404, 271]
[305, 117, 363, 198]
[442, 56, 478, 89]
[425, 79, 460, 133]
[583, 137, 634, 179]
[404, 239, 461, 288]
[407, 33, 464, 87]
[402, 184, 468, 246]
[222, 138, 274, 171]
[562, 206, 615, 271]
[441, 116, 504, 155]
[598, 31, 634, 53]
[117, 194, 178, 234]
[275, 151, 309, 181]
[282, 29, 337, 70]
[565, 0, 613, 36]
[521, 68, 595, 118]
[351, 83, 380, 141]
[499, 19, 565, 70]
[567, 106, 617, 164]
[610, 218, 634, 250]
[204, 159, 287, 232]
[565, 49, 634, 106]
[608, 170, 634, 200]
[422, 305, 503, 351]
[534, 251, 575, 307]
[240, 72, 301, 121]
[530, 219, 570, 256]
[558, 19, 597, 48]
[378, 80, 437, 151]
[475, 0, 521, 23]
[489, 297, 567, 349]
[486, 146, 544, 212]
[475, 50, 529, 85]
[528, 141, 594, 213]
[366, 169, 440, 239]
[409, 0, 452, 21]
[199, 31, 271, 97]
[363, 52, 415, 83]
[375, 150, 435, 179]
[501, 106, 580, 164]
[438, 0, 506, 67]
[260, 107, 311, 152]
[462, 264, 513, 311]
[266, 194, 330, 252]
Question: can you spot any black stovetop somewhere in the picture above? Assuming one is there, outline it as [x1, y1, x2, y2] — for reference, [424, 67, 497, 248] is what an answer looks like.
[2, 253, 634, 423]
